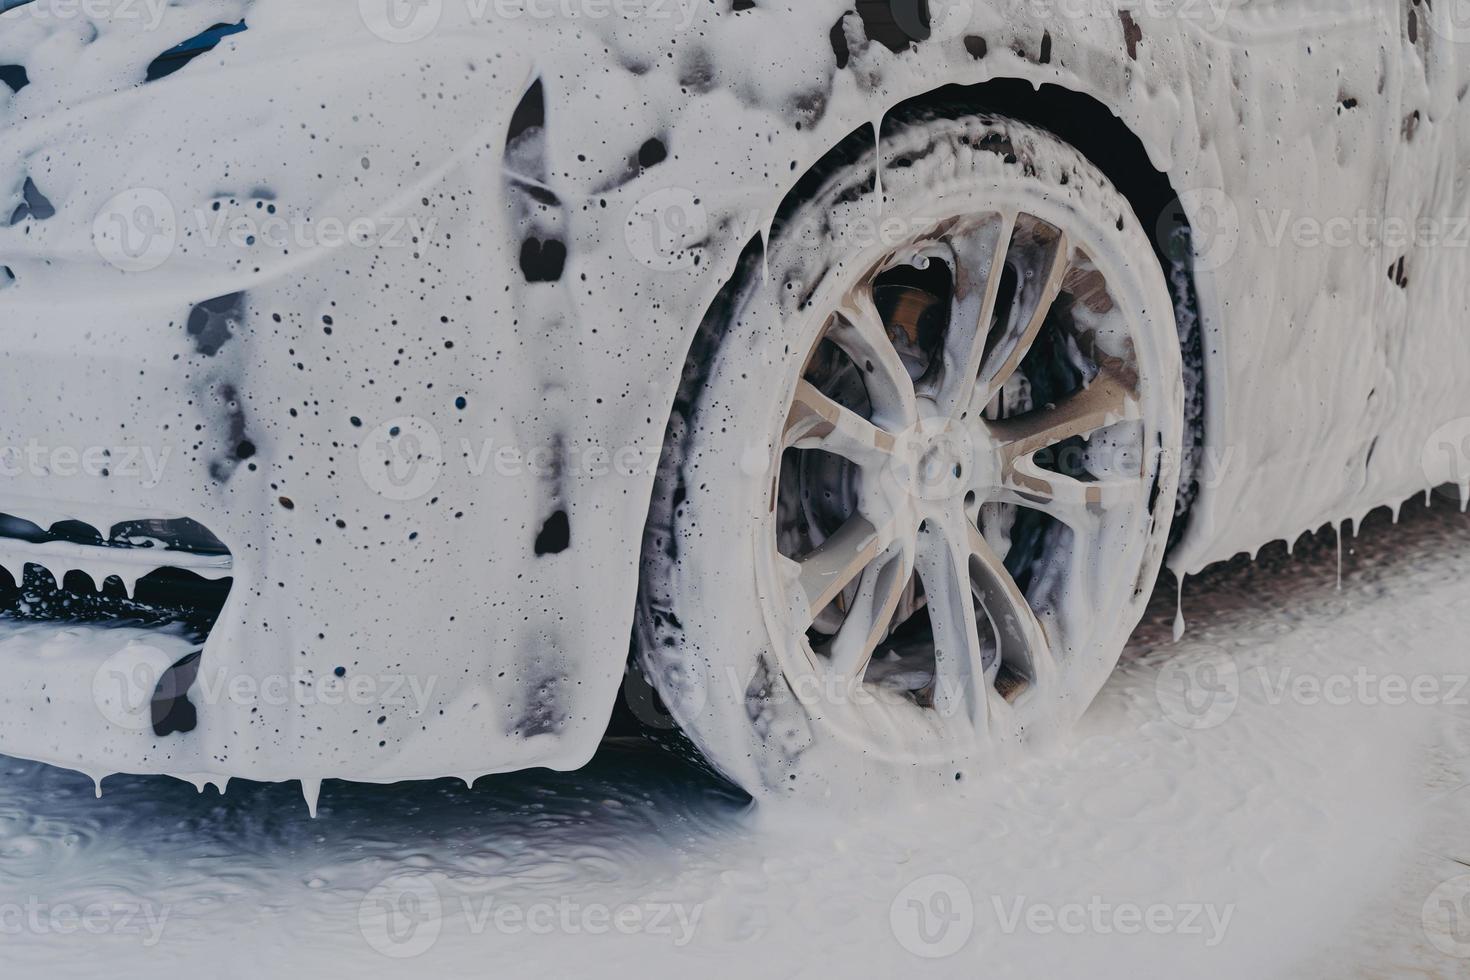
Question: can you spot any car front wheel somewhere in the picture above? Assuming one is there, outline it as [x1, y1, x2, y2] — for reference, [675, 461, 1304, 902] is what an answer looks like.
[638, 112, 1184, 801]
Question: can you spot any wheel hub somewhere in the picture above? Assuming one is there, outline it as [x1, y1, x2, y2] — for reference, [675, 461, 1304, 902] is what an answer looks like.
[884, 414, 982, 515]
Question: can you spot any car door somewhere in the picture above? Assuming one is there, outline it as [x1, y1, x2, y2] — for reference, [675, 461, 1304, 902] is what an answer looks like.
[1368, 0, 1470, 502]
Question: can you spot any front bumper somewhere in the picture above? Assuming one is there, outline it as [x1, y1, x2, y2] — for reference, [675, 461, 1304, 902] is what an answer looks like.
[0, 15, 640, 785]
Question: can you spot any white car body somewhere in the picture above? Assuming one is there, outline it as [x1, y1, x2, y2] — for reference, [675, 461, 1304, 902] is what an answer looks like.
[0, 0, 1466, 789]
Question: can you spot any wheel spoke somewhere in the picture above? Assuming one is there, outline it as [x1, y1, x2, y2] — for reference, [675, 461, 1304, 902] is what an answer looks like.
[792, 515, 888, 624]
[965, 520, 1051, 695]
[976, 226, 1070, 402]
[826, 545, 911, 682]
[785, 379, 896, 467]
[913, 518, 987, 727]
[987, 360, 1140, 467]
[998, 456, 1141, 532]
[930, 212, 1014, 417]
[990, 487, 1130, 662]
[831, 286, 920, 428]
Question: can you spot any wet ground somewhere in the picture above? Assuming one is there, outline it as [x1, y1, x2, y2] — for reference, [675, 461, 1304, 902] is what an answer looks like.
[1, 494, 1467, 978]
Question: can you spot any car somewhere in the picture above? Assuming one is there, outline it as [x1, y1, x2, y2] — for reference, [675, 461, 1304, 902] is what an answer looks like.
[0, 0, 1466, 807]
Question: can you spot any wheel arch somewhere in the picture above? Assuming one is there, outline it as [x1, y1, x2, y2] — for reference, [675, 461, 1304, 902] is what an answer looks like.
[632, 108, 1192, 795]
[624, 71, 1217, 744]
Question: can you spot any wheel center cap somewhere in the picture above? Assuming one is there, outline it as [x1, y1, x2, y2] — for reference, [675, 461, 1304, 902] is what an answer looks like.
[889, 416, 982, 503]
[919, 442, 959, 486]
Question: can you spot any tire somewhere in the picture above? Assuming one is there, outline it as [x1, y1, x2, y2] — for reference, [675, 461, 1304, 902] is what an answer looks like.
[637, 113, 1184, 801]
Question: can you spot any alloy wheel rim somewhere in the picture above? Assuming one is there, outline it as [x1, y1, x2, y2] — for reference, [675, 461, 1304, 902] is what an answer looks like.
[761, 204, 1160, 754]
